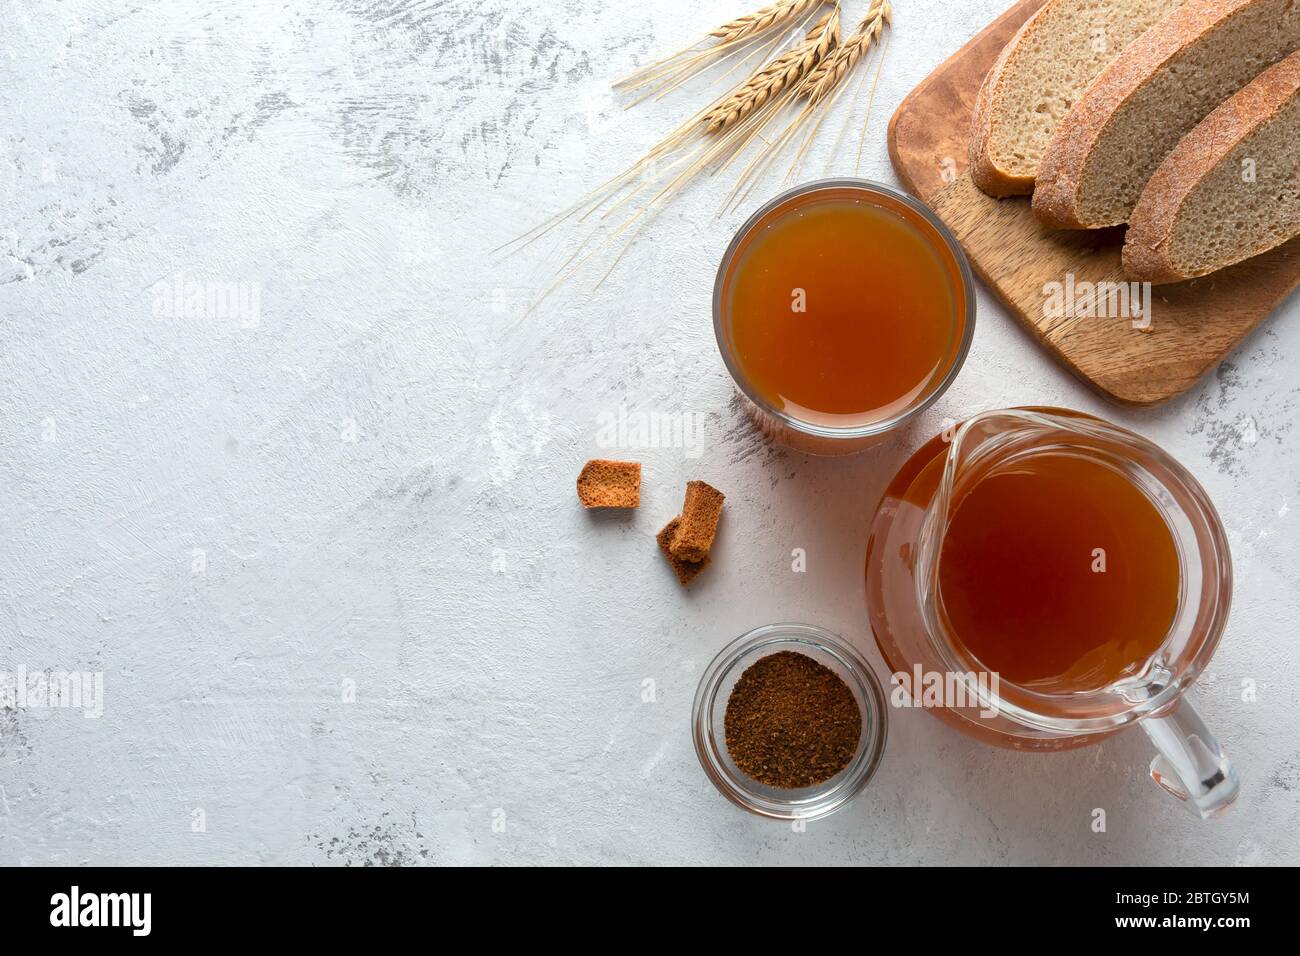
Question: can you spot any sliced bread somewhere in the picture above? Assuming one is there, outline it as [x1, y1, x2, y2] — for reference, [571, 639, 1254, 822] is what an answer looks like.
[1033, 0, 1300, 229]
[970, 0, 1185, 197]
[1123, 49, 1300, 282]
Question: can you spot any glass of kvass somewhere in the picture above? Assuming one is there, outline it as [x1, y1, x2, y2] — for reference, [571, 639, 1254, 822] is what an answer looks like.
[714, 179, 975, 456]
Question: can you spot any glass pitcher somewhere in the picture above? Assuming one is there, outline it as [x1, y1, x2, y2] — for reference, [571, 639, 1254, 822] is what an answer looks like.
[865, 408, 1239, 818]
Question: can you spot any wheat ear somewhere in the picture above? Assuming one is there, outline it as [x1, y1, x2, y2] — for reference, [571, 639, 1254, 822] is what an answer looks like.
[711, 0, 824, 45]
[530, 11, 841, 315]
[703, 8, 841, 134]
[607, 7, 838, 226]
[725, 1, 890, 209]
[800, 0, 890, 103]
[615, 0, 824, 93]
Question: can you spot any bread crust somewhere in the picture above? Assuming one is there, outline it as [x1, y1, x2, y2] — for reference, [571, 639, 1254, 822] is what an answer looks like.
[1123, 49, 1300, 282]
[1033, 0, 1258, 230]
[969, 5, 1046, 197]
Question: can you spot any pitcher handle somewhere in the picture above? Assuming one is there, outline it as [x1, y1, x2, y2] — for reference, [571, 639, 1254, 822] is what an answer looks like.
[1141, 698, 1239, 819]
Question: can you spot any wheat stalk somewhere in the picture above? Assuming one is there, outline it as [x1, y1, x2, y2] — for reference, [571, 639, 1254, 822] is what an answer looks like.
[616, 0, 827, 94]
[510, 2, 840, 257]
[724, 1, 891, 210]
[802, 0, 890, 103]
[786, 2, 890, 179]
[608, 7, 839, 212]
[507, 2, 894, 316]
[590, 14, 839, 267]
[852, 27, 889, 172]
[535, 11, 838, 313]
[703, 9, 841, 133]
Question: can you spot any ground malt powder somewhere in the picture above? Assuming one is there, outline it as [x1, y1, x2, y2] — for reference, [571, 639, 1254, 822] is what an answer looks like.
[724, 650, 862, 789]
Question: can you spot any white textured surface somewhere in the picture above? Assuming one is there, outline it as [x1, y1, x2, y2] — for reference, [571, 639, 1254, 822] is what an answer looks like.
[1, 0, 1297, 866]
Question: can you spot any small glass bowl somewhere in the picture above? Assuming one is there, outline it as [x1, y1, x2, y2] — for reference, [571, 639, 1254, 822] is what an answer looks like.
[692, 623, 889, 821]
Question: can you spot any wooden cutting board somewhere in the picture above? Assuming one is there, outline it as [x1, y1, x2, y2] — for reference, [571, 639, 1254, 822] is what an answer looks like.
[887, 0, 1300, 406]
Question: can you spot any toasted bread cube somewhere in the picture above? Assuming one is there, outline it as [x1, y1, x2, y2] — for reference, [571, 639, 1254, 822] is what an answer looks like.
[657, 517, 709, 586]
[576, 459, 641, 508]
[668, 480, 725, 562]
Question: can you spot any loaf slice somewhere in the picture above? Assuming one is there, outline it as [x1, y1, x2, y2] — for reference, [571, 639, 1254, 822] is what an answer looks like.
[970, 0, 1185, 197]
[1124, 50, 1300, 282]
[1034, 0, 1300, 229]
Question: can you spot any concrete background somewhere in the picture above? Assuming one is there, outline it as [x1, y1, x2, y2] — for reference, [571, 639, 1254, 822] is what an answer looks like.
[1, 0, 1296, 865]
